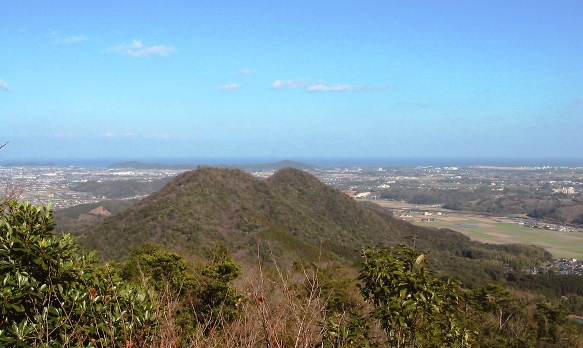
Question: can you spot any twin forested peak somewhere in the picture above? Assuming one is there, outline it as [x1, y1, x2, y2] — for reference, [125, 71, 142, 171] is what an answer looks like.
[158, 166, 321, 198]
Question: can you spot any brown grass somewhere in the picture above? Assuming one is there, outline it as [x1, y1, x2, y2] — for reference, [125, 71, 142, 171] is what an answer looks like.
[146, 247, 335, 348]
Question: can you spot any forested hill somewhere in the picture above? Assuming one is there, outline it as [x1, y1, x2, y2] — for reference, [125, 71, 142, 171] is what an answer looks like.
[75, 167, 395, 262]
[73, 167, 551, 286]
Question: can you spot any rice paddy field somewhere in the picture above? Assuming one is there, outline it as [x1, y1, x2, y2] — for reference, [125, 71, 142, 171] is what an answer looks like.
[371, 200, 583, 259]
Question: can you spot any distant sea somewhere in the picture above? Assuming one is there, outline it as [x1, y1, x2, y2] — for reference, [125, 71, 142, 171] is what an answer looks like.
[2, 157, 583, 168]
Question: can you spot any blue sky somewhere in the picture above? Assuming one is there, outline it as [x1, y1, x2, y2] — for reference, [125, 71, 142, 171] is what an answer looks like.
[1, 1, 582, 164]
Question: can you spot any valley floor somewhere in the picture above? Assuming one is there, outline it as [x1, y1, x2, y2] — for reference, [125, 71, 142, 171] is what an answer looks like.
[370, 199, 583, 259]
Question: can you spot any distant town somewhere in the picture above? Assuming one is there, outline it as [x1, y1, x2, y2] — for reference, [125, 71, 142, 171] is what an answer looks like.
[0, 164, 184, 209]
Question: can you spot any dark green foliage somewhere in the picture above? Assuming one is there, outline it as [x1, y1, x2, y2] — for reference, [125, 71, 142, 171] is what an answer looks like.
[564, 295, 583, 317]
[321, 312, 374, 348]
[571, 213, 583, 224]
[74, 167, 406, 262]
[460, 284, 583, 347]
[535, 302, 570, 343]
[457, 243, 553, 269]
[196, 245, 242, 323]
[120, 243, 242, 339]
[508, 272, 583, 298]
[507, 272, 583, 316]
[316, 264, 361, 314]
[358, 245, 471, 347]
[528, 205, 567, 223]
[464, 284, 521, 331]
[121, 243, 198, 295]
[316, 245, 581, 347]
[0, 200, 156, 347]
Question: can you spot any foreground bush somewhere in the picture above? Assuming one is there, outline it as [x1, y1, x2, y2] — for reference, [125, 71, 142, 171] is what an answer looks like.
[0, 200, 156, 347]
[121, 243, 242, 342]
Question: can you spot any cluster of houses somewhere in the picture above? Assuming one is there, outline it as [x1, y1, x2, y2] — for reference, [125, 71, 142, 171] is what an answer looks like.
[553, 186, 576, 195]
[518, 220, 581, 233]
[532, 258, 583, 276]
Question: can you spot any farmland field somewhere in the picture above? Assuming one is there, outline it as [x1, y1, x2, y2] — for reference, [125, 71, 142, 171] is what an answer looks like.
[370, 200, 583, 259]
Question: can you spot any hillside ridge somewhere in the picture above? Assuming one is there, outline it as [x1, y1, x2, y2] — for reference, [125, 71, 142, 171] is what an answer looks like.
[73, 166, 552, 286]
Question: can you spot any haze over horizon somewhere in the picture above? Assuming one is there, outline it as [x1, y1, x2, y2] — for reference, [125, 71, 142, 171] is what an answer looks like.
[1, 1, 582, 161]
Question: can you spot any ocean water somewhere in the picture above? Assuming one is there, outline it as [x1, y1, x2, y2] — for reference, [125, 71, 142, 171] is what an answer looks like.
[2, 156, 583, 168]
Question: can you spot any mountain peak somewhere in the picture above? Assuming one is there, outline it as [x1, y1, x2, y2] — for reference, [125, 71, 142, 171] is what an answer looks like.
[76, 166, 400, 262]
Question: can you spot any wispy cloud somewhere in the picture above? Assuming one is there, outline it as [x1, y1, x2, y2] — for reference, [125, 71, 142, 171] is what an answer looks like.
[108, 40, 176, 57]
[0, 79, 9, 91]
[271, 79, 388, 92]
[104, 132, 115, 137]
[53, 36, 88, 44]
[234, 69, 255, 75]
[307, 83, 388, 92]
[271, 79, 309, 90]
[307, 83, 355, 92]
[219, 83, 242, 91]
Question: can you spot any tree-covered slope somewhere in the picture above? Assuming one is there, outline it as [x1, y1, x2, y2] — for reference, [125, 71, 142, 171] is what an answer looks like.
[73, 167, 393, 262]
[71, 167, 552, 286]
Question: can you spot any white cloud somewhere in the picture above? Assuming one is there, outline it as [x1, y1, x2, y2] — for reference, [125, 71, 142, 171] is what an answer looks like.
[307, 83, 388, 92]
[0, 79, 9, 91]
[219, 83, 242, 91]
[271, 79, 387, 91]
[271, 79, 309, 90]
[235, 69, 254, 75]
[108, 40, 176, 57]
[104, 132, 115, 137]
[53, 36, 88, 44]
[307, 83, 355, 92]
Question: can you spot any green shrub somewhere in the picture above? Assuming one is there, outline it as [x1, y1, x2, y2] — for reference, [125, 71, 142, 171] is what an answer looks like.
[0, 200, 156, 347]
[195, 245, 242, 324]
[121, 243, 198, 296]
[120, 243, 242, 341]
[358, 245, 471, 347]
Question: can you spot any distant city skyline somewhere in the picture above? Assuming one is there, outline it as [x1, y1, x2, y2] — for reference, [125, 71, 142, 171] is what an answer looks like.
[1, 1, 582, 161]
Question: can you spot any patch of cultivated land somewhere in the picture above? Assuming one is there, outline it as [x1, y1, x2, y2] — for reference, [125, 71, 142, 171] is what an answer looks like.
[371, 200, 583, 259]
